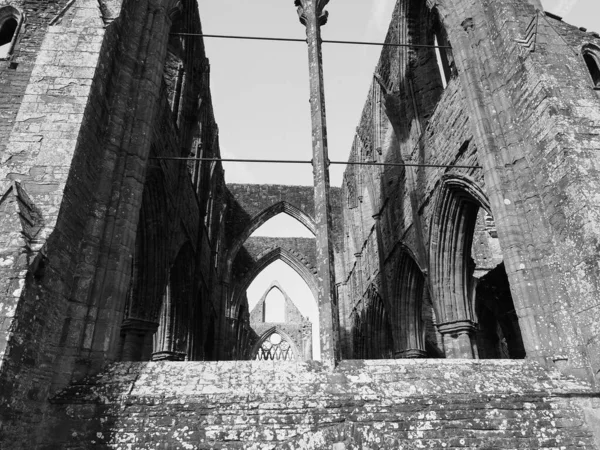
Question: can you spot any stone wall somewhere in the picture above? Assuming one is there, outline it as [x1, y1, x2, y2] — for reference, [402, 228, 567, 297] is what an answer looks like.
[0, 0, 71, 155]
[42, 359, 600, 449]
[0, 0, 229, 445]
[338, 0, 600, 385]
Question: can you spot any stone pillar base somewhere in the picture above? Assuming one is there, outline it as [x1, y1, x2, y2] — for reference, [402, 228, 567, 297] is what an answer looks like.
[120, 319, 159, 362]
[151, 351, 187, 362]
[438, 321, 477, 359]
[395, 349, 428, 359]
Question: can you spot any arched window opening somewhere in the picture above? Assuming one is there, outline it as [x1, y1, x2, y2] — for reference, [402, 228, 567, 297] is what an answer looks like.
[0, 18, 16, 46]
[432, 12, 455, 87]
[264, 287, 286, 323]
[583, 52, 600, 87]
[246, 260, 317, 360]
[164, 15, 187, 124]
[0, 7, 22, 60]
[395, 253, 441, 358]
[204, 163, 217, 229]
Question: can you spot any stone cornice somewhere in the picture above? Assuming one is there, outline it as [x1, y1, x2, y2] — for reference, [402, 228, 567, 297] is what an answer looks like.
[294, 0, 329, 26]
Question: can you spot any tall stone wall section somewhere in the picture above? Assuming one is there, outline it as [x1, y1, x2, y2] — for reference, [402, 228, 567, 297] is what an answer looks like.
[0, 1, 114, 442]
[0, 0, 229, 446]
[338, 0, 600, 384]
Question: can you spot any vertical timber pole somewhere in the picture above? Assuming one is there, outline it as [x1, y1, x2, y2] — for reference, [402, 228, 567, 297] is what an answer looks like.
[295, 0, 339, 365]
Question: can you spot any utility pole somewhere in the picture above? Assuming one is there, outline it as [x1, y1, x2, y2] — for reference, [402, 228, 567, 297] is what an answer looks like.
[294, 0, 339, 365]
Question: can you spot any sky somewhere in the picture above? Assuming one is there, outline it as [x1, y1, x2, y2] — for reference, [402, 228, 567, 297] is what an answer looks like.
[198, 0, 600, 189]
[197, 0, 398, 187]
[197, 0, 600, 360]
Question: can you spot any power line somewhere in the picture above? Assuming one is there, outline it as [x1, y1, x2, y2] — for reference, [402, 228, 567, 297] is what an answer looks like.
[171, 33, 453, 50]
[150, 156, 481, 170]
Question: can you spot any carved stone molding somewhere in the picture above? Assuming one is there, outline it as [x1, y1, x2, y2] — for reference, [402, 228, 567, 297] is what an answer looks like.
[395, 349, 427, 359]
[294, 0, 329, 26]
[437, 320, 477, 336]
[167, 0, 183, 21]
[120, 318, 159, 333]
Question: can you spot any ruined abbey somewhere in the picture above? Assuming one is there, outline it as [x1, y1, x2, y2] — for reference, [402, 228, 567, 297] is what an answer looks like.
[1, 0, 600, 448]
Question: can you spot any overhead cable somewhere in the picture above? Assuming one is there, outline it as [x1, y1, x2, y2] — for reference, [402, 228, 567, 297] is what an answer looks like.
[171, 33, 453, 50]
[150, 156, 481, 170]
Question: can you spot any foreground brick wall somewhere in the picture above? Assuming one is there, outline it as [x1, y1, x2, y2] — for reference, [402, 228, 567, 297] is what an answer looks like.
[44, 359, 600, 449]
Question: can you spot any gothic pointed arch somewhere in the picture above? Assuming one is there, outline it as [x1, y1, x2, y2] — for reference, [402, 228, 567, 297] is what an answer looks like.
[428, 175, 527, 359]
[348, 282, 394, 360]
[393, 248, 428, 358]
[228, 201, 316, 266]
[365, 284, 394, 359]
[429, 175, 490, 329]
[231, 247, 318, 317]
[262, 284, 287, 323]
[582, 44, 600, 87]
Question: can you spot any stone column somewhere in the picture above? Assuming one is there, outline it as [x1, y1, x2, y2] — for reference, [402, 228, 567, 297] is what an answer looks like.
[294, 0, 339, 364]
[152, 288, 187, 361]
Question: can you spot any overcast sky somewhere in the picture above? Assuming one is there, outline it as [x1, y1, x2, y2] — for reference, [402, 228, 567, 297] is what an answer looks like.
[198, 0, 600, 188]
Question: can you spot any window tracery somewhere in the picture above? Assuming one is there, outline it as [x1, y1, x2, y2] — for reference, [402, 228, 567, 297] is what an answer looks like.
[254, 332, 295, 361]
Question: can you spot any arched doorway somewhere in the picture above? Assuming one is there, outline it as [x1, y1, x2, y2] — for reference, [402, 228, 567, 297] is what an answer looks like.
[430, 177, 525, 359]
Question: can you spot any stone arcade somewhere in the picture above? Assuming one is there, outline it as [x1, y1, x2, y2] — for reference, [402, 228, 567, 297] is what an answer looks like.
[1, 0, 600, 448]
